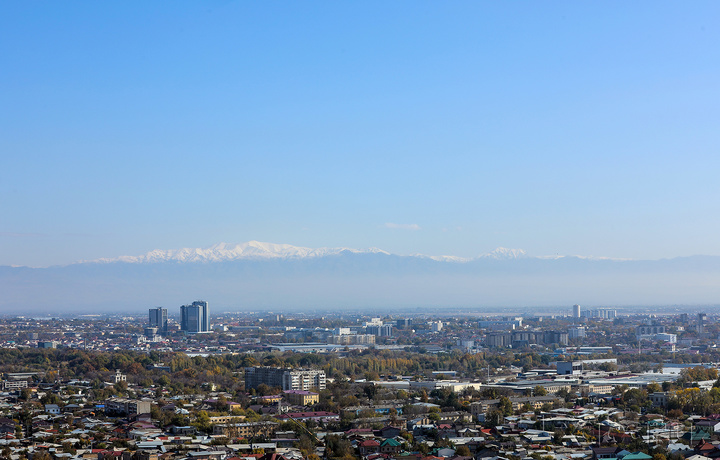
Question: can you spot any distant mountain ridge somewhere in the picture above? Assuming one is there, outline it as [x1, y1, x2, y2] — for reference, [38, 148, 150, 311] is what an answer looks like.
[84, 241, 389, 264]
[81, 241, 529, 265]
[3, 241, 720, 313]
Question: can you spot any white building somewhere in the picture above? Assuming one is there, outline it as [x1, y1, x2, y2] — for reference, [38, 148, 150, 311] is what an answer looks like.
[656, 333, 677, 343]
[363, 318, 383, 327]
[568, 326, 586, 339]
[114, 370, 126, 383]
[572, 304, 581, 318]
[478, 318, 523, 330]
[581, 309, 616, 319]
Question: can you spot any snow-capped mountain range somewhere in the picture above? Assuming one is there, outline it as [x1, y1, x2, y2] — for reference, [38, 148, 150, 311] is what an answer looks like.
[84, 241, 528, 265]
[4, 240, 720, 312]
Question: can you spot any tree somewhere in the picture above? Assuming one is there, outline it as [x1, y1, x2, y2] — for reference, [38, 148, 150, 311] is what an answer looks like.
[498, 396, 513, 416]
[363, 384, 377, 400]
[677, 367, 719, 386]
[673, 388, 712, 415]
[484, 408, 502, 427]
[256, 383, 271, 396]
[482, 388, 499, 399]
[296, 434, 314, 456]
[192, 410, 211, 434]
[325, 434, 353, 459]
[599, 362, 618, 372]
[215, 395, 229, 413]
[556, 388, 570, 400]
[20, 388, 32, 401]
[647, 383, 661, 394]
[612, 384, 629, 396]
[534, 386, 548, 396]
[416, 441, 430, 455]
[41, 392, 61, 405]
[114, 380, 128, 393]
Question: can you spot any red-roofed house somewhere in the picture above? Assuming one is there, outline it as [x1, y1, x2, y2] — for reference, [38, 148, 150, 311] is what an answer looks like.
[358, 439, 381, 455]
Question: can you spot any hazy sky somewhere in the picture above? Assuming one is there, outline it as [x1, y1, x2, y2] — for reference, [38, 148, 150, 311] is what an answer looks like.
[2, 2, 720, 267]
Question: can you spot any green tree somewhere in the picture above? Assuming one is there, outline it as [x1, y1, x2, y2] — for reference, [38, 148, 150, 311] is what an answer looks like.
[647, 383, 661, 394]
[20, 388, 32, 401]
[363, 384, 377, 400]
[498, 396, 513, 416]
[296, 434, 314, 456]
[192, 410, 211, 434]
[534, 386, 548, 396]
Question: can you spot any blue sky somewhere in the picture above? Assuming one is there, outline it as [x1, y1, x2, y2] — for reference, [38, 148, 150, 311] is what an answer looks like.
[2, 2, 720, 267]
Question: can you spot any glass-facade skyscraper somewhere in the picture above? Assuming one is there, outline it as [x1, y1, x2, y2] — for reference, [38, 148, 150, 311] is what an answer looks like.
[180, 300, 210, 333]
[148, 307, 168, 334]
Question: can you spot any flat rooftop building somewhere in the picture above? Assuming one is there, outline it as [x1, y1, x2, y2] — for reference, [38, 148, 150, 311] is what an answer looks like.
[245, 367, 326, 391]
[104, 397, 152, 416]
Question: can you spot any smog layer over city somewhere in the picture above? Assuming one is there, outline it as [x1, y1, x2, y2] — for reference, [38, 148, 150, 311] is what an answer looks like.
[2, 3, 720, 460]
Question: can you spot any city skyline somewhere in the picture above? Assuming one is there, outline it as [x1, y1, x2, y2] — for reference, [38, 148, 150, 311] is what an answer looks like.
[2, 2, 720, 269]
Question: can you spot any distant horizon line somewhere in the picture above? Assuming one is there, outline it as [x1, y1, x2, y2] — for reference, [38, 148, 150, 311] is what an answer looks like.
[6, 239, 717, 269]
[3, 303, 720, 319]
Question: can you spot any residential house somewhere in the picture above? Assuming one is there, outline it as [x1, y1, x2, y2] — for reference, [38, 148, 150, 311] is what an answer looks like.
[380, 438, 401, 455]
